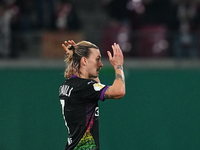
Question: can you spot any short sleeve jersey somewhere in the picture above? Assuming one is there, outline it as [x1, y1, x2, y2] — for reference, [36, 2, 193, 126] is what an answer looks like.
[59, 75, 109, 150]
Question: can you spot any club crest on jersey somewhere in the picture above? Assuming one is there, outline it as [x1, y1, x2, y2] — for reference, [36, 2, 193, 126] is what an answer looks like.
[93, 83, 105, 91]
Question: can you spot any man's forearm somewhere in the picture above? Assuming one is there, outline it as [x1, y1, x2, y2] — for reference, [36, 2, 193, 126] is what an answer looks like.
[114, 65, 125, 83]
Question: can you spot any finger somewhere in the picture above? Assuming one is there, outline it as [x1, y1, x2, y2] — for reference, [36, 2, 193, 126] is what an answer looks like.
[116, 44, 123, 55]
[62, 43, 70, 54]
[114, 43, 122, 56]
[68, 40, 76, 46]
[64, 41, 70, 46]
[112, 44, 116, 56]
[62, 44, 68, 50]
[119, 45, 124, 57]
[114, 43, 120, 56]
[107, 51, 112, 60]
[114, 43, 119, 54]
[68, 40, 73, 45]
[71, 40, 76, 45]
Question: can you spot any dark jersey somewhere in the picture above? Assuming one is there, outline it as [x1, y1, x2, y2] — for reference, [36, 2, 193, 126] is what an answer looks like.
[59, 75, 109, 150]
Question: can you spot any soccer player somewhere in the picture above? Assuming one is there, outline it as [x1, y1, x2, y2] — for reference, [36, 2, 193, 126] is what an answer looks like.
[59, 40, 125, 150]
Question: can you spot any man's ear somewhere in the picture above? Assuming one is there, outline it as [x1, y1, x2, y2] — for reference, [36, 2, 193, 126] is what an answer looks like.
[80, 57, 87, 66]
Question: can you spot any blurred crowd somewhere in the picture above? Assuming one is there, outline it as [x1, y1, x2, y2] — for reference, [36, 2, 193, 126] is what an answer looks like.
[0, 0, 81, 58]
[0, 0, 200, 59]
[101, 0, 200, 58]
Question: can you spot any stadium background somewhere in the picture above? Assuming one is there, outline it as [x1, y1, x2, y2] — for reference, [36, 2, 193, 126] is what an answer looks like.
[1, 0, 200, 150]
[1, 63, 200, 150]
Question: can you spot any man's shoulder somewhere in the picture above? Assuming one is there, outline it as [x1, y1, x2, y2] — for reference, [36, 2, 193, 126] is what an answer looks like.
[63, 78, 96, 87]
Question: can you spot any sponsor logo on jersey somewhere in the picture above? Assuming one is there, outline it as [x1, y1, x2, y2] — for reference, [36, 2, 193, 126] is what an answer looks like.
[93, 83, 105, 91]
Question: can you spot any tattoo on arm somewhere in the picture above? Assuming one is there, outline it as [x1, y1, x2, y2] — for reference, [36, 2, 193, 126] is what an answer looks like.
[115, 65, 125, 83]
[103, 65, 125, 99]
[104, 94, 114, 99]
[116, 65, 123, 70]
[104, 87, 114, 99]
[115, 73, 125, 83]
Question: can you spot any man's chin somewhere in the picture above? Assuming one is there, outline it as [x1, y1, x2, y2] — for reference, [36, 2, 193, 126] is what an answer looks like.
[89, 74, 98, 79]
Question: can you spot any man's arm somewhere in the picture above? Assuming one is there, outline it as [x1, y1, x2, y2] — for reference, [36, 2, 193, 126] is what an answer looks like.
[104, 43, 125, 99]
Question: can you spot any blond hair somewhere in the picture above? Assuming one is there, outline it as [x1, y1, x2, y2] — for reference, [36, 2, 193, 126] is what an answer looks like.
[64, 41, 98, 79]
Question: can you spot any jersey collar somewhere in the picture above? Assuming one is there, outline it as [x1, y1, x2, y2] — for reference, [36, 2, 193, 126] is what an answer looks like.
[70, 75, 78, 78]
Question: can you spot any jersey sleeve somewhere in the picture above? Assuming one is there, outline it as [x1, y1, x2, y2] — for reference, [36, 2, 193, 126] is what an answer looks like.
[81, 81, 109, 102]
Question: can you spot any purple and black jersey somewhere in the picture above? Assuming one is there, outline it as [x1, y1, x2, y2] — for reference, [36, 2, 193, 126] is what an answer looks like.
[59, 75, 109, 150]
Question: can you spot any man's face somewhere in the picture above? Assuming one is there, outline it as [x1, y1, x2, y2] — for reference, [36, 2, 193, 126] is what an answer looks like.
[86, 48, 103, 78]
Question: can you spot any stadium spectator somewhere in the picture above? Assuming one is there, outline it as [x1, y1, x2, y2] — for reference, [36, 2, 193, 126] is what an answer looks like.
[55, 0, 82, 31]
[169, 0, 200, 58]
[0, 1, 16, 58]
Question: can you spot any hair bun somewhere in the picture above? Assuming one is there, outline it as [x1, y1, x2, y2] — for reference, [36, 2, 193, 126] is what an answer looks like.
[69, 45, 75, 51]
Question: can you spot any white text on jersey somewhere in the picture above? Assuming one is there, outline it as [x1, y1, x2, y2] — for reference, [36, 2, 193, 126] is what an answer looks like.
[60, 85, 73, 97]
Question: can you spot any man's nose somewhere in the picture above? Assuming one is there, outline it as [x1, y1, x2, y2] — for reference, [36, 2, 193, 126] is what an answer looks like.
[100, 61, 103, 67]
